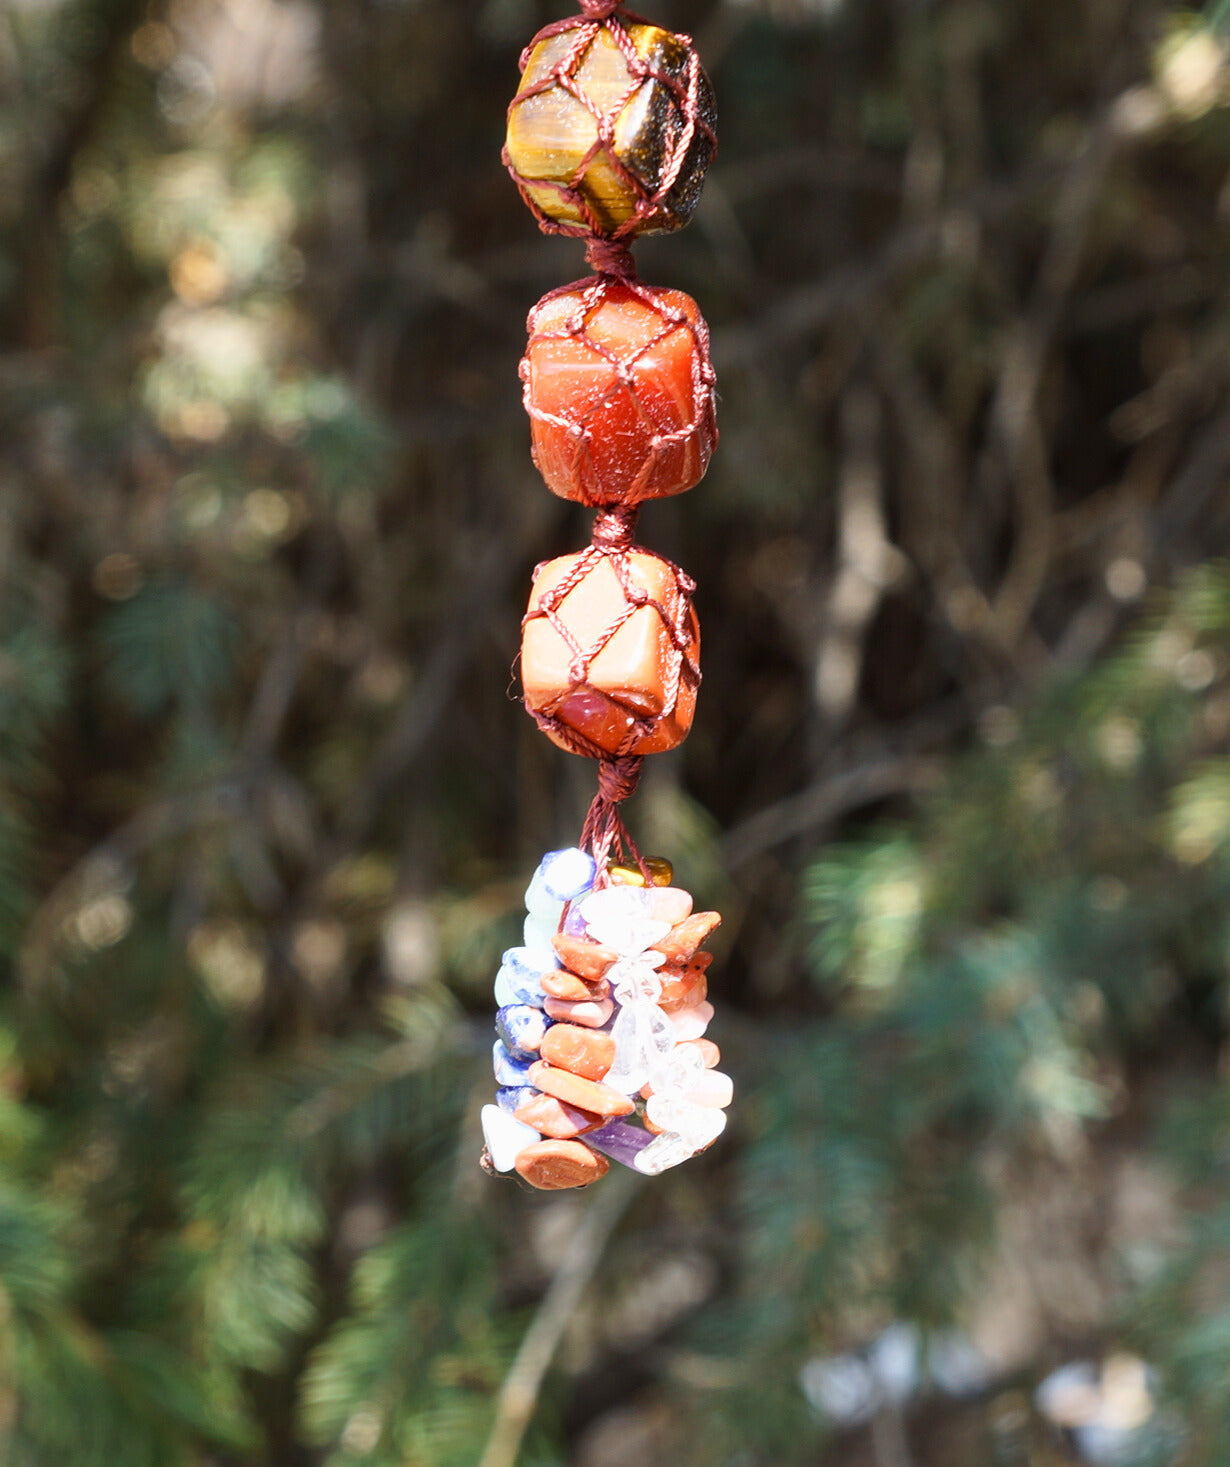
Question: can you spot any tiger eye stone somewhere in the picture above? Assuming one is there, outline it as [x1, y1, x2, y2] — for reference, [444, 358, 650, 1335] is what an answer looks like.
[607, 857, 675, 888]
[506, 22, 716, 237]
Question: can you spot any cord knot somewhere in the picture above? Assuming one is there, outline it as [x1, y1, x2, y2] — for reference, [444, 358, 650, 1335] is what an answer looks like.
[591, 505, 638, 552]
[597, 756, 643, 805]
[579, 0, 622, 16]
[585, 236, 637, 279]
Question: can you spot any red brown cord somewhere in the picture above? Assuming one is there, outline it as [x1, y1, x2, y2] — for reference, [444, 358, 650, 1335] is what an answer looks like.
[585, 237, 637, 279]
[503, 9, 716, 245]
[579, 754, 645, 871]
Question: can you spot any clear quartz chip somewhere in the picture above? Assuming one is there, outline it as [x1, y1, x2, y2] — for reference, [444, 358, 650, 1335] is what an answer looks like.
[646, 1093, 726, 1152]
[634, 1130, 694, 1175]
[605, 998, 676, 1095]
[580, 886, 672, 956]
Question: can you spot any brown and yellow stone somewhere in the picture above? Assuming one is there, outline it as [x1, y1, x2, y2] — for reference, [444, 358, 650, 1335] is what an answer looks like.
[515, 1139, 610, 1190]
[505, 22, 716, 236]
[529, 1060, 634, 1117]
[608, 856, 675, 887]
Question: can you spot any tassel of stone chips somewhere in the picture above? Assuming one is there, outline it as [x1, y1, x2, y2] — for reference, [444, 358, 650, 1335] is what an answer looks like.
[481, 0, 729, 1190]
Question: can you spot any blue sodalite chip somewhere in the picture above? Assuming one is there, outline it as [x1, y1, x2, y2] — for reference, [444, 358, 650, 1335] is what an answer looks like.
[493, 1039, 535, 1088]
[496, 1084, 539, 1115]
[496, 1003, 550, 1059]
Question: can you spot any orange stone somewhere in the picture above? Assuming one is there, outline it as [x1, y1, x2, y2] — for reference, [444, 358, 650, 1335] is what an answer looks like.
[529, 1060, 635, 1117]
[514, 1094, 605, 1139]
[540, 1023, 616, 1082]
[657, 960, 709, 1012]
[541, 969, 610, 1001]
[522, 548, 700, 758]
[543, 994, 615, 1028]
[515, 1139, 610, 1190]
[656, 910, 721, 964]
[681, 1038, 721, 1068]
[523, 282, 717, 507]
[551, 933, 619, 982]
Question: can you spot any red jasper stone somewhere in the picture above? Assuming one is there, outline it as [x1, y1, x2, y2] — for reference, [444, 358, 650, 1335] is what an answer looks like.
[521, 279, 716, 507]
[515, 1139, 610, 1190]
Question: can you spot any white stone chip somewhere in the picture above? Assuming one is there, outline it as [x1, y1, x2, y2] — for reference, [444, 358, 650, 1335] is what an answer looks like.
[481, 1104, 540, 1173]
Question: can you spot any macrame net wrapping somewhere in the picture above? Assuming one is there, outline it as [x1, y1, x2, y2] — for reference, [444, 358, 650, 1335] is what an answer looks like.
[521, 504, 700, 860]
[521, 273, 717, 507]
[503, 2, 717, 245]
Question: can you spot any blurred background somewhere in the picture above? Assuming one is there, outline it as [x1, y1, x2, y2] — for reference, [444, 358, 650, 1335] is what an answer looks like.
[6, 0, 1230, 1462]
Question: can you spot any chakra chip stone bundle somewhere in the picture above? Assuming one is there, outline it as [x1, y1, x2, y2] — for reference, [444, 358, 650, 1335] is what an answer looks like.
[482, 0, 729, 1191]
[480, 850, 732, 1187]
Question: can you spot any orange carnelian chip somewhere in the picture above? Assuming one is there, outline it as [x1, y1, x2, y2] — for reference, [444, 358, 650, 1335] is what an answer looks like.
[514, 1094, 605, 1139]
[528, 1060, 634, 1116]
[540, 1023, 616, 1082]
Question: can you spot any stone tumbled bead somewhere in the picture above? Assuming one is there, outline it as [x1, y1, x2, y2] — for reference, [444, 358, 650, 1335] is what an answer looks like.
[523, 283, 716, 507]
[551, 933, 619, 981]
[656, 960, 708, 1012]
[482, 1104, 541, 1172]
[522, 548, 699, 758]
[496, 1084, 540, 1115]
[655, 910, 721, 963]
[493, 1041, 536, 1088]
[505, 21, 716, 237]
[496, 1003, 550, 1059]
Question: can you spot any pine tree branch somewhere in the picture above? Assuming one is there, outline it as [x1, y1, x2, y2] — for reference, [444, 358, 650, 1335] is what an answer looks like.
[477, 1169, 639, 1467]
